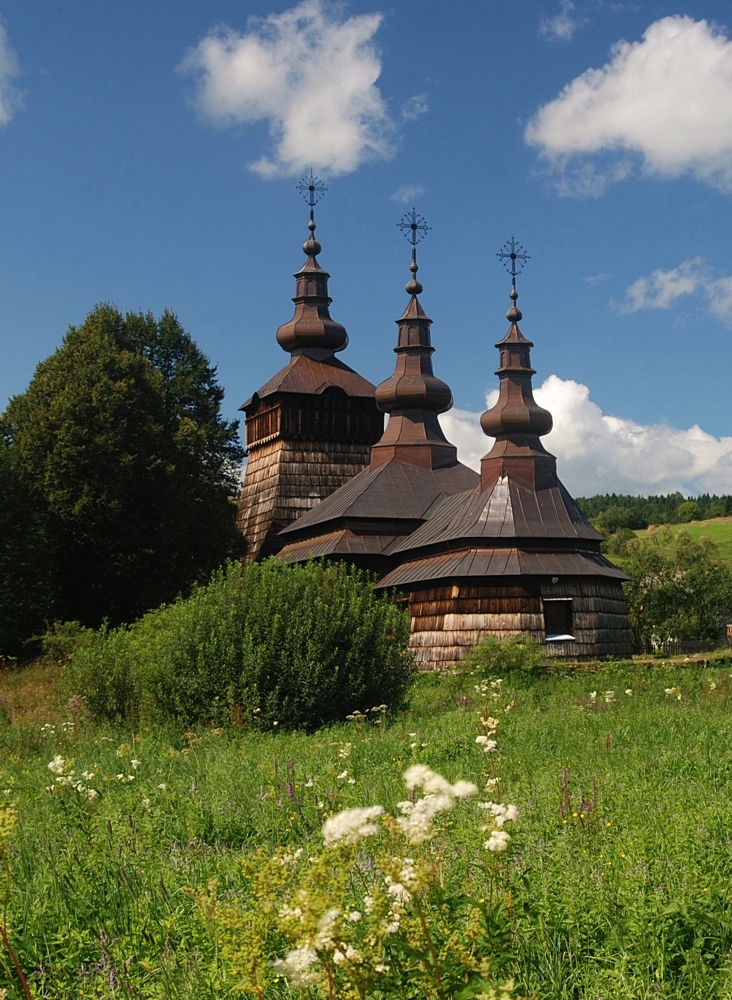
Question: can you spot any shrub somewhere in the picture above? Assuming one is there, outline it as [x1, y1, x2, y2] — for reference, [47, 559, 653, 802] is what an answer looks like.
[459, 634, 545, 679]
[66, 560, 413, 729]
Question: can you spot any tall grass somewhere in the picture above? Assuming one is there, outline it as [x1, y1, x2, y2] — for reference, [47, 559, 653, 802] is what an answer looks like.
[1, 660, 732, 996]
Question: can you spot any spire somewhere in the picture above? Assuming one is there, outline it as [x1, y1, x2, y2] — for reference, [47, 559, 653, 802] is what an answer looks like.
[371, 209, 457, 469]
[275, 170, 348, 355]
[480, 239, 555, 490]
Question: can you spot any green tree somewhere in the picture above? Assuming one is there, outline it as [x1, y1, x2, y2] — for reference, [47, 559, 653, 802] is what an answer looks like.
[676, 500, 701, 522]
[0, 438, 57, 656]
[1, 304, 244, 633]
[623, 528, 732, 646]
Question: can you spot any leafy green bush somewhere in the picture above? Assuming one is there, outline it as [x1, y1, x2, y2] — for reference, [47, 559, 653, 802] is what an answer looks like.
[459, 634, 545, 679]
[66, 560, 413, 729]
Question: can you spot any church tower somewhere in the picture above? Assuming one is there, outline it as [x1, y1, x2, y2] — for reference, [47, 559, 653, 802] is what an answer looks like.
[277, 210, 478, 570]
[236, 174, 383, 561]
[377, 240, 632, 665]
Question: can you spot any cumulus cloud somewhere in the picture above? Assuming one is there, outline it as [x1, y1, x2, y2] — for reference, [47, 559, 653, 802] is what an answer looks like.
[525, 16, 732, 194]
[440, 375, 732, 496]
[615, 257, 732, 322]
[180, 0, 396, 177]
[0, 24, 21, 125]
[540, 0, 584, 42]
[390, 184, 425, 203]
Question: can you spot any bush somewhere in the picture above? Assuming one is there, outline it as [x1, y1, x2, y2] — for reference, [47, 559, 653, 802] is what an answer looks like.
[66, 560, 413, 729]
[459, 634, 545, 679]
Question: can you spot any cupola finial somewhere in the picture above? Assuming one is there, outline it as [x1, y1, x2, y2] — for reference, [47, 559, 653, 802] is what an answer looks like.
[497, 237, 530, 323]
[296, 169, 327, 257]
[398, 208, 430, 297]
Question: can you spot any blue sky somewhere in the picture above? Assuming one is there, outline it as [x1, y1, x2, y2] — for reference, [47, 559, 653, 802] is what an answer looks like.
[2, 0, 732, 496]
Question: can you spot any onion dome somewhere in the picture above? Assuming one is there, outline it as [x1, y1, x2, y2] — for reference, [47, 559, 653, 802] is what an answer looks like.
[275, 172, 348, 354]
[374, 209, 452, 415]
[480, 284, 553, 439]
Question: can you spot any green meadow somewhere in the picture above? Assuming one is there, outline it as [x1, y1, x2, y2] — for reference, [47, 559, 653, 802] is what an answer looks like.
[2, 658, 732, 998]
[611, 517, 732, 571]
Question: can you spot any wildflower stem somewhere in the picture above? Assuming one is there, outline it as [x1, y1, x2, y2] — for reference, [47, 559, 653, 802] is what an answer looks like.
[0, 924, 31, 1000]
[415, 897, 447, 1000]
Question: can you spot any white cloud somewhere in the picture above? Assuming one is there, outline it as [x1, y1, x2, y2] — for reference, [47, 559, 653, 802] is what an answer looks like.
[390, 184, 425, 204]
[615, 257, 732, 322]
[440, 375, 732, 496]
[401, 94, 428, 121]
[180, 0, 396, 177]
[0, 24, 21, 126]
[585, 272, 611, 285]
[525, 16, 732, 194]
[540, 1, 584, 42]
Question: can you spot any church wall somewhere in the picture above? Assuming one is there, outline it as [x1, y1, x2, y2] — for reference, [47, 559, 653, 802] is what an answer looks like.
[404, 577, 633, 668]
[236, 438, 373, 562]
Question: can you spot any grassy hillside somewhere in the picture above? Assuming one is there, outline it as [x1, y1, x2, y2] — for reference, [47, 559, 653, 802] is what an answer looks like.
[2, 658, 732, 997]
[603, 516, 732, 572]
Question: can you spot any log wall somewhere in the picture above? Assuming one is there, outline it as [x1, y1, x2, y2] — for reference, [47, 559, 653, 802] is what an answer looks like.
[406, 577, 632, 668]
[236, 437, 372, 562]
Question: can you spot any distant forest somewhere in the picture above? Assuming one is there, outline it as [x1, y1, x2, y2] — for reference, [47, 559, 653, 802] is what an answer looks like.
[575, 493, 732, 533]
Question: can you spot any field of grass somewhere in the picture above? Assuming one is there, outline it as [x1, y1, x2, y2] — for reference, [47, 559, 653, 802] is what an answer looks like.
[2, 658, 732, 998]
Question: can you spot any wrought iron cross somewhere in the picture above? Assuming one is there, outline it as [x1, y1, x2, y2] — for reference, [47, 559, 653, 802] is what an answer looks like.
[297, 170, 327, 223]
[398, 208, 430, 265]
[497, 237, 530, 291]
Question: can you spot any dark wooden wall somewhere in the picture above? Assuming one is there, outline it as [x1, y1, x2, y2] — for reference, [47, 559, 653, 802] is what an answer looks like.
[406, 576, 633, 668]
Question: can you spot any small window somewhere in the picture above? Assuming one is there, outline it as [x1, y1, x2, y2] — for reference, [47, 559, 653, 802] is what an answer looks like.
[543, 598, 574, 641]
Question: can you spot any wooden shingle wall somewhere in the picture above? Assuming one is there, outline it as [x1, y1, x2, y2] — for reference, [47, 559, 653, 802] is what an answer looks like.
[236, 437, 372, 562]
[406, 577, 633, 668]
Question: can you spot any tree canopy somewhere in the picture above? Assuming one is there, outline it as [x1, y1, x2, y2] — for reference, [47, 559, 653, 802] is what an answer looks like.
[622, 528, 732, 647]
[0, 305, 244, 648]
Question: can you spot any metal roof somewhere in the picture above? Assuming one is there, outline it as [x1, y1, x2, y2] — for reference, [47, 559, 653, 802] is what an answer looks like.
[242, 352, 376, 410]
[377, 547, 629, 589]
[279, 458, 478, 538]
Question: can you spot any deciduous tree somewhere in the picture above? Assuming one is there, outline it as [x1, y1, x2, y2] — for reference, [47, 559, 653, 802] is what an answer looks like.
[1, 304, 244, 636]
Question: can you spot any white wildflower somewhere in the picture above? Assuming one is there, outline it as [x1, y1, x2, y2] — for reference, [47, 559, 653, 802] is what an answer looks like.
[338, 743, 352, 759]
[130, 759, 141, 769]
[403, 765, 477, 800]
[322, 805, 384, 845]
[280, 848, 304, 866]
[625, 689, 633, 696]
[479, 801, 518, 827]
[348, 910, 361, 922]
[485, 828, 511, 852]
[589, 691, 597, 703]
[334, 944, 360, 964]
[475, 735, 498, 753]
[605, 690, 615, 703]
[314, 907, 340, 951]
[47, 756, 66, 775]
[271, 947, 318, 988]
[337, 770, 349, 780]
[385, 878, 412, 904]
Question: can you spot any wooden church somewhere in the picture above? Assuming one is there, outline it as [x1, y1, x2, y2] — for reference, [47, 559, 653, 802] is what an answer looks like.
[235, 190, 632, 664]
